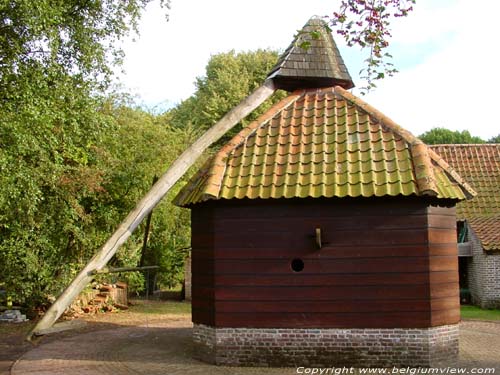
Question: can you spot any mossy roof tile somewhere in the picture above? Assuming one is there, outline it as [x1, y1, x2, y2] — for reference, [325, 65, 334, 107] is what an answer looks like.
[174, 87, 475, 207]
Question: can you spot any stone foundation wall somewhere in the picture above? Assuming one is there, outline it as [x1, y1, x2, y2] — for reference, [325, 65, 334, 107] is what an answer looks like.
[192, 324, 459, 368]
[467, 224, 500, 308]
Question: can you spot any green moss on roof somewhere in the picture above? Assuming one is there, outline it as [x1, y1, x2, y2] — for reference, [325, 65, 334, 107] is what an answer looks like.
[174, 87, 475, 207]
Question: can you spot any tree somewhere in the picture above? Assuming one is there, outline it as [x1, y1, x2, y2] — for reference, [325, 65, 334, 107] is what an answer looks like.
[0, 67, 111, 307]
[0, 0, 170, 307]
[329, 0, 416, 92]
[99, 97, 197, 290]
[0, 89, 195, 307]
[419, 128, 485, 145]
[167, 49, 287, 136]
[0, 0, 169, 82]
[488, 135, 500, 143]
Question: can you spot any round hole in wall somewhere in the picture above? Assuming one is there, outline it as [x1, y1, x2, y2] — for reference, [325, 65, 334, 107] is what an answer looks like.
[291, 258, 304, 272]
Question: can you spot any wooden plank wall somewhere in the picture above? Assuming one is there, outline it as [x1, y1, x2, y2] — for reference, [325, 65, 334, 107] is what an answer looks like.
[191, 198, 459, 328]
[191, 205, 215, 325]
[427, 205, 460, 325]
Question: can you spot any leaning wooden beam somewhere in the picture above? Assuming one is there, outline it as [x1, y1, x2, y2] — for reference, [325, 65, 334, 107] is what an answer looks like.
[27, 79, 276, 341]
[33, 320, 88, 337]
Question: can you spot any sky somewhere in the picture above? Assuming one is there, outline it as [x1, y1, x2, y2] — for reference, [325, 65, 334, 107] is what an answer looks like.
[118, 0, 500, 140]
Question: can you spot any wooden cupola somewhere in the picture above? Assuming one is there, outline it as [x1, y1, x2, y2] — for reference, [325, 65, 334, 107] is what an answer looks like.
[267, 16, 355, 91]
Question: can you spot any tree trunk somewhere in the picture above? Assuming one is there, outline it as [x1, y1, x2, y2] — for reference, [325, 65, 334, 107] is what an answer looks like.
[27, 79, 276, 340]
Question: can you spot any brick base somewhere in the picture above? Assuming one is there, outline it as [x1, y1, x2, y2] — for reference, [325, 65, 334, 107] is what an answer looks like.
[192, 324, 459, 367]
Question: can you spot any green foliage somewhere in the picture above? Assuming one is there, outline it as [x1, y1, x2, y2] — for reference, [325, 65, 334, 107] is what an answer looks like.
[0, 89, 195, 306]
[0, 67, 112, 306]
[330, 0, 415, 93]
[166, 49, 287, 142]
[0, 0, 173, 307]
[0, 0, 169, 85]
[100, 98, 196, 291]
[488, 134, 500, 143]
[419, 127, 485, 145]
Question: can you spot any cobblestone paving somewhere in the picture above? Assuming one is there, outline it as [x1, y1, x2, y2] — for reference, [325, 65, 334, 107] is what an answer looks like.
[11, 320, 500, 374]
[458, 320, 500, 369]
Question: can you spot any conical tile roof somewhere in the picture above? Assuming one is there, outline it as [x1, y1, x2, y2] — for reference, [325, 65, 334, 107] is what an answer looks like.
[174, 87, 475, 207]
[268, 17, 354, 91]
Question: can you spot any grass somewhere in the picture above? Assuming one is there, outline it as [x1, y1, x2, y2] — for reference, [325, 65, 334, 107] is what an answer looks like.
[90, 302, 500, 321]
[128, 300, 191, 315]
[461, 305, 500, 320]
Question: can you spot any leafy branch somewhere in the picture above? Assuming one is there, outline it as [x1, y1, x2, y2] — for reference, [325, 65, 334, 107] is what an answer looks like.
[330, 0, 415, 93]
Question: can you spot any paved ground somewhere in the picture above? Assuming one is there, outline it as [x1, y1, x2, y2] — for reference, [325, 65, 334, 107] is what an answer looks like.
[458, 320, 500, 369]
[10, 319, 500, 375]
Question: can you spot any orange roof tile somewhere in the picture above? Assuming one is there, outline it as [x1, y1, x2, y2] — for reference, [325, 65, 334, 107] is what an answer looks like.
[429, 144, 500, 219]
[468, 215, 500, 251]
[429, 144, 500, 250]
[174, 87, 475, 207]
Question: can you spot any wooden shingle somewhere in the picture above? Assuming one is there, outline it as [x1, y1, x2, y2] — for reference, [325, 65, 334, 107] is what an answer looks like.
[268, 17, 354, 91]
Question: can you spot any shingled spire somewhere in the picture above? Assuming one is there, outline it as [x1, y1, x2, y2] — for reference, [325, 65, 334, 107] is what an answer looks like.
[268, 17, 354, 91]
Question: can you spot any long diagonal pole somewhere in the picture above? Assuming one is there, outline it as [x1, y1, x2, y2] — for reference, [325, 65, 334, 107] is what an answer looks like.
[27, 79, 276, 340]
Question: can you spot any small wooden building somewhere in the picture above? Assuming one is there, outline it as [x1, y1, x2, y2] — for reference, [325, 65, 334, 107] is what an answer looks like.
[174, 18, 475, 367]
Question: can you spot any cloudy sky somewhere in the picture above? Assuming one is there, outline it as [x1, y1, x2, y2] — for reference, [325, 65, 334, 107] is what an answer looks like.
[119, 0, 499, 139]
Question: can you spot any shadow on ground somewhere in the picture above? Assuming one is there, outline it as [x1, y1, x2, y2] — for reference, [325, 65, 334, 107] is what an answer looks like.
[5, 319, 500, 375]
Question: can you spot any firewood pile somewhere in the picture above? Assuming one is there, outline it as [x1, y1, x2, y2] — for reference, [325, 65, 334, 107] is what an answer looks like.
[67, 282, 128, 316]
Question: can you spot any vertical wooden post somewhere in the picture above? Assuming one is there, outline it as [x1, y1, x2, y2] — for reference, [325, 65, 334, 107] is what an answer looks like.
[139, 175, 158, 268]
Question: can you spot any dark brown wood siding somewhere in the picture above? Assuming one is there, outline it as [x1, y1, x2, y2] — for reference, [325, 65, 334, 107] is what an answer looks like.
[190, 198, 460, 328]
[191, 205, 215, 326]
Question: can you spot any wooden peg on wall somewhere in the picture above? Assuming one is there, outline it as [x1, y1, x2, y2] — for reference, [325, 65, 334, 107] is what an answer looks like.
[315, 228, 322, 250]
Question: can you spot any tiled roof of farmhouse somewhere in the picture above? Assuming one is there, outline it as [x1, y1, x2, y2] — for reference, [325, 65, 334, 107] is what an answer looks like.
[429, 144, 500, 219]
[267, 17, 354, 91]
[468, 215, 500, 251]
[174, 86, 476, 207]
[429, 144, 500, 250]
